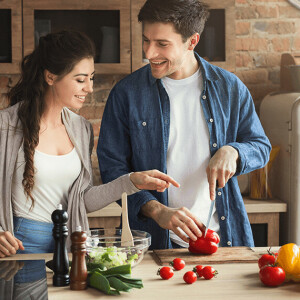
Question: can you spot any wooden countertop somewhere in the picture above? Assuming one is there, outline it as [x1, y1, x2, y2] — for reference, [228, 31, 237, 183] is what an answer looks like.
[87, 197, 287, 219]
[2, 247, 300, 300]
[243, 197, 287, 213]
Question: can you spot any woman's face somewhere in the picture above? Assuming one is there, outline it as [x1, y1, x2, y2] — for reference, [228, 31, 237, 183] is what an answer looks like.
[48, 57, 95, 110]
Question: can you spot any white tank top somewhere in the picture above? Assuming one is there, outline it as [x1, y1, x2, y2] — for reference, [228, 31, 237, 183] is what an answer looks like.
[12, 145, 82, 223]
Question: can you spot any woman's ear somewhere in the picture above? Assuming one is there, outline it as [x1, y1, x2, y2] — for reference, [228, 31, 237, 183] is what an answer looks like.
[188, 33, 200, 50]
[44, 70, 56, 85]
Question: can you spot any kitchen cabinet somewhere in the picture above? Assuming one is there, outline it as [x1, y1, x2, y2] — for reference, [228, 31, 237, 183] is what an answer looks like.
[244, 197, 287, 246]
[23, 0, 131, 74]
[0, 0, 22, 74]
[1, 0, 236, 75]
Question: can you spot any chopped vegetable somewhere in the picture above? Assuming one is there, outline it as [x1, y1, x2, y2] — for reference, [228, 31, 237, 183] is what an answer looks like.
[87, 246, 138, 269]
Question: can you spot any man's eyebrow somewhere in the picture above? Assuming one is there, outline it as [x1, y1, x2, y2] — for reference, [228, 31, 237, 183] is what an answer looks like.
[142, 34, 170, 43]
[73, 71, 95, 77]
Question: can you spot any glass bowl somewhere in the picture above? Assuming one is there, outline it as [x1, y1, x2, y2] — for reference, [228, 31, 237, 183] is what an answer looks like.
[86, 229, 151, 268]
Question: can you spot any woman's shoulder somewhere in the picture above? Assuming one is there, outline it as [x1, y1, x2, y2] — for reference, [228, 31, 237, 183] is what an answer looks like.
[0, 102, 21, 124]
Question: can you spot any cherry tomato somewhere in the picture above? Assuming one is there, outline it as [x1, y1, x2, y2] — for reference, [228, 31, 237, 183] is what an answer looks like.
[258, 254, 276, 269]
[183, 271, 197, 284]
[258, 248, 277, 269]
[157, 266, 174, 280]
[259, 265, 285, 287]
[202, 266, 218, 280]
[193, 265, 204, 277]
[170, 258, 185, 271]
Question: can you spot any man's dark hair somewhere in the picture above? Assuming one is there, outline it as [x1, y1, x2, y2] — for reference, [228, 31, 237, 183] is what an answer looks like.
[138, 0, 210, 41]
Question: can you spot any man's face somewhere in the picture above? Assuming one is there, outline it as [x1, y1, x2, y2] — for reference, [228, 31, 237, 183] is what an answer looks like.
[143, 22, 192, 80]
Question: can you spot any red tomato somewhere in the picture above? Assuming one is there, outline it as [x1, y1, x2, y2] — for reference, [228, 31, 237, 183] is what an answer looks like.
[258, 254, 276, 269]
[193, 265, 204, 277]
[170, 258, 185, 271]
[259, 265, 285, 287]
[202, 266, 218, 280]
[157, 266, 174, 280]
[188, 229, 220, 255]
[183, 271, 197, 284]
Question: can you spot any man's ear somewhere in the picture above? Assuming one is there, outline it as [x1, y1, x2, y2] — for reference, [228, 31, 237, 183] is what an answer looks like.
[188, 33, 200, 50]
[44, 70, 56, 85]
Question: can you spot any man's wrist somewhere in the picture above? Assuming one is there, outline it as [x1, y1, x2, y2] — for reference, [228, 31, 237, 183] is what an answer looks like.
[140, 200, 163, 221]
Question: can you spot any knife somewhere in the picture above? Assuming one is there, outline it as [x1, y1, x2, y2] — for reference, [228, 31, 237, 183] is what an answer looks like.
[204, 199, 215, 238]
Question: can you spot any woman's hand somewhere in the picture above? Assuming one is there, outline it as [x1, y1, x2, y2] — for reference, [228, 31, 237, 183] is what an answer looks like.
[0, 231, 24, 258]
[0, 260, 24, 281]
[130, 169, 180, 192]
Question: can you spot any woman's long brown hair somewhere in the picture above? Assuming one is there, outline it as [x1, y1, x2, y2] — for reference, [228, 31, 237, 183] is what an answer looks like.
[7, 30, 95, 208]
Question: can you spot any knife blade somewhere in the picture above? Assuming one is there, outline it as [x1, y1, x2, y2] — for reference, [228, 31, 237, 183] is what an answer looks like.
[204, 199, 215, 238]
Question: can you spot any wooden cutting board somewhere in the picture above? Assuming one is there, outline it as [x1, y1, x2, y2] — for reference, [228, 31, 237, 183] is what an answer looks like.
[152, 247, 260, 266]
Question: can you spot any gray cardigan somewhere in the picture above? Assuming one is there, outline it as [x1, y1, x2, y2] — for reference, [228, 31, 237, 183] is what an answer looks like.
[0, 103, 139, 244]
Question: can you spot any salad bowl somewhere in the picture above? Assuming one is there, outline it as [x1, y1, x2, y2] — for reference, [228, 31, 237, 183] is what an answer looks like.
[86, 229, 151, 268]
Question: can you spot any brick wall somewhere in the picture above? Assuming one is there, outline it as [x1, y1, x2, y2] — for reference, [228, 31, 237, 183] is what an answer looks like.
[1, 0, 300, 183]
[235, 0, 300, 108]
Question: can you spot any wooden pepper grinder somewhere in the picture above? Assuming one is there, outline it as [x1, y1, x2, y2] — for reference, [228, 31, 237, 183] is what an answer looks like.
[70, 226, 88, 290]
[51, 204, 70, 286]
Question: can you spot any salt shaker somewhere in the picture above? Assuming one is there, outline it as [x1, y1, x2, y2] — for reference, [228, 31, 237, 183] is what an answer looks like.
[51, 204, 70, 286]
[70, 226, 88, 290]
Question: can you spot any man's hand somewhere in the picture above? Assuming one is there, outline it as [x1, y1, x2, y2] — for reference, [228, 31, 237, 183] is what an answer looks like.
[0, 231, 24, 258]
[206, 145, 239, 200]
[130, 169, 180, 192]
[140, 200, 205, 243]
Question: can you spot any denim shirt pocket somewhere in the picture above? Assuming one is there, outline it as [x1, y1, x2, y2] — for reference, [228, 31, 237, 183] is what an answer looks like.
[129, 118, 162, 153]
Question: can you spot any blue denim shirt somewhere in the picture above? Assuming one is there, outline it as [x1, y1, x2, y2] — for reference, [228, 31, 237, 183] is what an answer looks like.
[97, 54, 271, 249]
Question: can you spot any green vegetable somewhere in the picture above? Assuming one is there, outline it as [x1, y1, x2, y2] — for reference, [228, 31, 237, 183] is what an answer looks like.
[107, 277, 131, 292]
[87, 263, 143, 295]
[88, 271, 119, 295]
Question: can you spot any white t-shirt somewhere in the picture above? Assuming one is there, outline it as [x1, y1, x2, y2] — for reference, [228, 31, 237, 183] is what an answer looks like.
[162, 69, 220, 247]
[12, 146, 82, 223]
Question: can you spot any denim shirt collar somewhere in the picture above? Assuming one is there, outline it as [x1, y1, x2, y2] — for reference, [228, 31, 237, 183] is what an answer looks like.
[147, 52, 220, 86]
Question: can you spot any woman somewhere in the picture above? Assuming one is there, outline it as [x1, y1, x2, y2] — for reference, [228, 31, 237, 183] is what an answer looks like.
[0, 30, 179, 257]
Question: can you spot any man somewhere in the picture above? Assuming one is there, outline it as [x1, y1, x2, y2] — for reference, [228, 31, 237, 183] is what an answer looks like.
[97, 0, 271, 249]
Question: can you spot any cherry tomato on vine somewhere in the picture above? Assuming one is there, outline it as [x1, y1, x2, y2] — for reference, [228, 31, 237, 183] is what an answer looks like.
[258, 254, 276, 269]
[258, 248, 278, 269]
[170, 258, 185, 270]
[183, 271, 197, 284]
[157, 266, 174, 280]
[193, 265, 204, 277]
[259, 265, 285, 287]
[202, 266, 218, 280]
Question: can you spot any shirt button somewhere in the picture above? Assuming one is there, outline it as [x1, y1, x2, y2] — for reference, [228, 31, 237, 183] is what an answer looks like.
[202, 95, 207, 100]
[217, 191, 222, 196]
[221, 216, 225, 221]
[209, 118, 214, 123]
[213, 143, 217, 148]
[227, 241, 232, 246]
[142, 121, 147, 126]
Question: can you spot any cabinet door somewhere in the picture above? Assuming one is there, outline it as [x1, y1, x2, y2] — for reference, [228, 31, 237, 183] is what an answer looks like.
[131, 0, 236, 73]
[23, 0, 131, 74]
[131, 0, 147, 72]
[0, 0, 22, 74]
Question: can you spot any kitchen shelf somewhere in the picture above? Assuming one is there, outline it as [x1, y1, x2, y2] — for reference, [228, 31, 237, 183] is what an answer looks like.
[23, 0, 131, 74]
[0, 0, 22, 74]
[243, 197, 287, 246]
